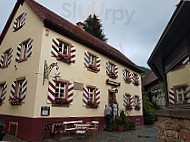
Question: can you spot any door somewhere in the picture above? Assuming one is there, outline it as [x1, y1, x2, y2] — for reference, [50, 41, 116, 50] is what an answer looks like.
[108, 90, 116, 107]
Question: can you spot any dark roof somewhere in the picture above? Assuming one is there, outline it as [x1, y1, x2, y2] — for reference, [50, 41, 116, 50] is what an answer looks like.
[147, 1, 190, 80]
[0, 0, 143, 73]
[142, 71, 158, 86]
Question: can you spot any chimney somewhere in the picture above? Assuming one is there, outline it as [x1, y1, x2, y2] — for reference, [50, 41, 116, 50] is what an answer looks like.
[76, 22, 84, 30]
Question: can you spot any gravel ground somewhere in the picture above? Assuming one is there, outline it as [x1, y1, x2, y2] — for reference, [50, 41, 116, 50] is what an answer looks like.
[3, 125, 157, 142]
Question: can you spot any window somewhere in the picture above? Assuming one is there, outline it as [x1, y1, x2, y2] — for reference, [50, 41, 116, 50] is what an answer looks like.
[132, 73, 140, 86]
[55, 82, 67, 99]
[15, 79, 25, 98]
[16, 38, 33, 62]
[123, 69, 131, 83]
[176, 88, 186, 104]
[84, 52, 100, 72]
[52, 38, 76, 63]
[0, 48, 13, 68]
[89, 54, 96, 65]
[0, 83, 7, 104]
[106, 62, 118, 79]
[88, 87, 95, 101]
[58, 41, 70, 56]
[13, 12, 27, 32]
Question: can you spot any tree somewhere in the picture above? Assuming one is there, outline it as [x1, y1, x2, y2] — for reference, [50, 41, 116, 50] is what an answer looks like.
[83, 14, 108, 42]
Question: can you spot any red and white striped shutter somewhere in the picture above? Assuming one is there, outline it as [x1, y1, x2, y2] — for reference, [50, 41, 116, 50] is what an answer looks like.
[106, 62, 110, 75]
[138, 96, 141, 106]
[123, 94, 127, 107]
[7, 49, 13, 65]
[67, 83, 74, 105]
[47, 80, 56, 104]
[16, 44, 22, 62]
[20, 12, 27, 27]
[130, 95, 135, 109]
[20, 79, 27, 103]
[168, 88, 176, 105]
[84, 52, 89, 68]
[115, 65, 118, 78]
[52, 38, 59, 57]
[0, 53, 5, 68]
[131, 73, 135, 84]
[10, 81, 16, 99]
[1, 83, 7, 103]
[83, 86, 88, 107]
[185, 86, 190, 104]
[26, 38, 33, 58]
[122, 69, 126, 81]
[70, 46, 76, 63]
[96, 56, 101, 71]
[95, 88, 100, 107]
[13, 19, 18, 32]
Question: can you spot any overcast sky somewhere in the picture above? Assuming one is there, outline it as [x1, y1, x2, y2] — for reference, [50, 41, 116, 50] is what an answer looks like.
[0, 0, 179, 68]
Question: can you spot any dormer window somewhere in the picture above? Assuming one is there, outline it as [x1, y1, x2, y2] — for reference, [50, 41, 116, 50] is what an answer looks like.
[52, 38, 76, 64]
[13, 12, 27, 32]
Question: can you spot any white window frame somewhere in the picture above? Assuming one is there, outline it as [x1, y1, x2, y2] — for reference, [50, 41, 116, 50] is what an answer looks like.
[176, 88, 185, 104]
[89, 54, 96, 65]
[55, 82, 67, 99]
[109, 63, 115, 72]
[88, 87, 95, 101]
[59, 41, 69, 55]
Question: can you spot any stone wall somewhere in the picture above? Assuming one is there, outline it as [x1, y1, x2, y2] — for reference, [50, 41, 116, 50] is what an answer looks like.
[155, 109, 190, 142]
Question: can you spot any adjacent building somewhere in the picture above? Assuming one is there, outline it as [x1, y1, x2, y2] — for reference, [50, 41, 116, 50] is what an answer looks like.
[0, 0, 143, 141]
[148, 1, 190, 141]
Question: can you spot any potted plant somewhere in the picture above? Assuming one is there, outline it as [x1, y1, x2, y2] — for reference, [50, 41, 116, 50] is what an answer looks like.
[126, 104, 132, 110]
[88, 64, 98, 71]
[118, 110, 135, 131]
[118, 110, 127, 131]
[57, 53, 71, 63]
[87, 101, 98, 108]
[109, 71, 117, 79]
[8, 97, 22, 105]
[54, 98, 69, 105]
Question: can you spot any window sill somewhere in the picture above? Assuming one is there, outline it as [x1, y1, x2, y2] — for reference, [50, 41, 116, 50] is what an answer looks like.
[52, 104, 69, 107]
[57, 58, 72, 64]
[10, 104, 22, 106]
[87, 67, 99, 73]
[1, 65, 8, 69]
[86, 106, 98, 109]
[18, 58, 27, 63]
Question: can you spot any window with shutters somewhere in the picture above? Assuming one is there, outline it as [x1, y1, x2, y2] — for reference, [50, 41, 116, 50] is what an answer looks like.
[13, 12, 27, 32]
[52, 38, 76, 64]
[125, 94, 132, 110]
[123, 69, 131, 83]
[9, 78, 27, 105]
[0, 48, 13, 68]
[134, 96, 141, 110]
[84, 52, 100, 73]
[0, 82, 6, 104]
[132, 73, 140, 86]
[106, 62, 118, 79]
[16, 38, 33, 62]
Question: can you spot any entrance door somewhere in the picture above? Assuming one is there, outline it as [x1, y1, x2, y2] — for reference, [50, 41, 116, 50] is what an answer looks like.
[108, 90, 115, 106]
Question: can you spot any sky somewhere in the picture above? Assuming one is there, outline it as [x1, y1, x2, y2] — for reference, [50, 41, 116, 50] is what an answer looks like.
[0, 0, 180, 68]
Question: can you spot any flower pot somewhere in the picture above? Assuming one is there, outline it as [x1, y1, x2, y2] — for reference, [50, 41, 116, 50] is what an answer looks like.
[118, 126, 125, 132]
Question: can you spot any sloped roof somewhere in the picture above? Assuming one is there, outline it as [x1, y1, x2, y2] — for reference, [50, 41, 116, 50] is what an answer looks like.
[0, 0, 143, 73]
[142, 71, 158, 86]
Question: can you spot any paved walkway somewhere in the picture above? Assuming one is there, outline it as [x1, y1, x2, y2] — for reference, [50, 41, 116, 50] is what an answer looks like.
[3, 125, 157, 142]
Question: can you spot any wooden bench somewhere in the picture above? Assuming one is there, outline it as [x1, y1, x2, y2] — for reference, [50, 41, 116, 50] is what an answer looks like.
[86, 121, 99, 135]
[63, 120, 83, 136]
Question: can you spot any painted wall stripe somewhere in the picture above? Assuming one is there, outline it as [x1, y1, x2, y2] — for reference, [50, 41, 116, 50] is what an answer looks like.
[67, 83, 74, 104]
[168, 88, 175, 105]
[47, 80, 56, 104]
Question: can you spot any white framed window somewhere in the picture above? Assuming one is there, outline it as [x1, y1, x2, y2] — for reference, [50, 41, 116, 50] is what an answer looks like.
[89, 54, 96, 65]
[13, 12, 27, 32]
[88, 87, 95, 101]
[55, 82, 67, 99]
[176, 88, 186, 104]
[109, 63, 115, 73]
[59, 41, 69, 55]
